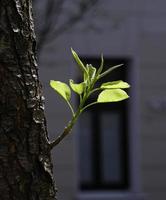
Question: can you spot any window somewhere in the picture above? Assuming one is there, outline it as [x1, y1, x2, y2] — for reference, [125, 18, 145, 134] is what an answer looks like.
[77, 57, 131, 191]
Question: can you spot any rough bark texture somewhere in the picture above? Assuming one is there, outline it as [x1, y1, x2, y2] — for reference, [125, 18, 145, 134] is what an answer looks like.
[0, 0, 57, 199]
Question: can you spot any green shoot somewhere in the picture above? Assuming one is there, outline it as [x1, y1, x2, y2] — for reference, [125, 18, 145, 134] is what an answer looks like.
[49, 49, 130, 149]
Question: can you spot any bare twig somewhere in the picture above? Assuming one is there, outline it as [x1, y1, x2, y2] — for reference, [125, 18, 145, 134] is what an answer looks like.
[34, 0, 99, 54]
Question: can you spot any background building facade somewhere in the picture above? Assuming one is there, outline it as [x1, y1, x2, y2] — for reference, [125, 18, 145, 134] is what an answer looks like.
[37, 0, 166, 199]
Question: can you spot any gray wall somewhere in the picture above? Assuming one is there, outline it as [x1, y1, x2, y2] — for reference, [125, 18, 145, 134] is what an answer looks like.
[38, 0, 166, 199]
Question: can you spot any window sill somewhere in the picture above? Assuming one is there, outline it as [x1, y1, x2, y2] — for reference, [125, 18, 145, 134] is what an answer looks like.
[76, 191, 146, 200]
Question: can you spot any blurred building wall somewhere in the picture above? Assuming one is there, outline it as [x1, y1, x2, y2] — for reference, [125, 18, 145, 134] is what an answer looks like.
[38, 0, 166, 200]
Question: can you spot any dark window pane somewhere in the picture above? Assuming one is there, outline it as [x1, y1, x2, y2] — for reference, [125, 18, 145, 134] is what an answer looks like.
[79, 112, 93, 183]
[100, 112, 122, 183]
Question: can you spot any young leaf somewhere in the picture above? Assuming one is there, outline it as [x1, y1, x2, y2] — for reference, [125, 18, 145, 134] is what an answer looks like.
[101, 80, 130, 89]
[97, 54, 104, 76]
[50, 80, 71, 102]
[86, 64, 96, 81]
[99, 64, 123, 79]
[97, 89, 129, 103]
[83, 68, 89, 83]
[69, 79, 85, 95]
[71, 48, 87, 74]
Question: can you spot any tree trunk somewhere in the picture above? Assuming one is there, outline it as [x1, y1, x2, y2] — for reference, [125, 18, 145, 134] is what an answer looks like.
[0, 0, 57, 199]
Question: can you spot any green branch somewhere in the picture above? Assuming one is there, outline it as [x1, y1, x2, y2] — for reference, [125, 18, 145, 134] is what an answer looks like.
[49, 49, 130, 149]
[67, 101, 75, 116]
[81, 102, 99, 112]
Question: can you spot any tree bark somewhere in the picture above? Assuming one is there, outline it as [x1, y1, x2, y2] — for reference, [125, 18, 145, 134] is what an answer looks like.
[0, 0, 57, 199]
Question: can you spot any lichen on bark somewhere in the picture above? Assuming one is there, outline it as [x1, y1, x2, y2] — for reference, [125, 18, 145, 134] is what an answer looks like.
[0, 0, 57, 199]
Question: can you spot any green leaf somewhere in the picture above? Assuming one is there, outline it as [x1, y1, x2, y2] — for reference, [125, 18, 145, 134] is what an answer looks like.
[69, 79, 85, 95]
[71, 48, 87, 73]
[101, 80, 130, 89]
[83, 69, 89, 83]
[97, 54, 104, 76]
[97, 89, 129, 103]
[50, 80, 71, 101]
[99, 64, 123, 79]
[86, 64, 96, 81]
